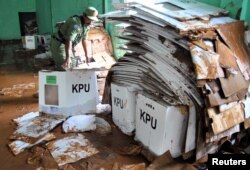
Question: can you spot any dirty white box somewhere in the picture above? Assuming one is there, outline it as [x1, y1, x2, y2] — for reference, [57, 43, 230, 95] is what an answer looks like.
[184, 104, 196, 153]
[22, 35, 38, 49]
[245, 30, 250, 46]
[39, 70, 98, 117]
[111, 83, 137, 135]
[135, 93, 188, 157]
[37, 34, 51, 47]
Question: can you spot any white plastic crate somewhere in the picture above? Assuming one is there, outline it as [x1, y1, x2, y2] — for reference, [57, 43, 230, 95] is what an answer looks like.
[135, 93, 188, 157]
[37, 34, 51, 48]
[111, 83, 137, 135]
[22, 35, 38, 49]
[39, 70, 98, 117]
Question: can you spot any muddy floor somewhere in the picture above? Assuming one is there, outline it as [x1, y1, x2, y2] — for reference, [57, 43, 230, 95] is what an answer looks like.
[0, 65, 149, 170]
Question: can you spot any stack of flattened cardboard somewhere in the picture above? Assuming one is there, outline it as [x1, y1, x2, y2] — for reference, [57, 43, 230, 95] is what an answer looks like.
[74, 26, 115, 69]
[101, 0, 250, 160]
[74, 26, 116, 96]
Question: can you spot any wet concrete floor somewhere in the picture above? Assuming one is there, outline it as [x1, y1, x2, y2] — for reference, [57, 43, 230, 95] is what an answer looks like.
[0, 65, 148, 170]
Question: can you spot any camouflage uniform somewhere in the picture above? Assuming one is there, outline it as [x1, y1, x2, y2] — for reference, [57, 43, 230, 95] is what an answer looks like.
[50, 15, 90, 70]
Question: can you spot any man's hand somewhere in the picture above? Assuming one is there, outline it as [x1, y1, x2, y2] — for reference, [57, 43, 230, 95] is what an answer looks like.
[62, 57, 71, 68]
[82, 40, 90, 66]
[85, 56, 90, 65]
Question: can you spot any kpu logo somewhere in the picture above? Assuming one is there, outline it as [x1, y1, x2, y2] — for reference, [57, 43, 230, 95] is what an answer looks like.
[113, 97, 124, 109]
[72, 84, 90, 93]
[140, 109, 157, 129]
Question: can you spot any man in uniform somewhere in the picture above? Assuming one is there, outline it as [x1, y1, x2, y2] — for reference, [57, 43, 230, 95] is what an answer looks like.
[50, 6, 98, 70]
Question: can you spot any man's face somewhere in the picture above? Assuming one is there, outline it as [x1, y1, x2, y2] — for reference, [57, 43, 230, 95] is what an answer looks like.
[84, 16, 92, 25]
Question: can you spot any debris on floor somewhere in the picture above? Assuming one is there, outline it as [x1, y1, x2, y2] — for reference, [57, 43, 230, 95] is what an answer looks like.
[9, 133, 56, 155]
[0, 83, 36, 97]
[33, 51, 55, 71]
[147, 151, 195, 170]
[95, 117, 112, 135]
[62, 115, 96, 133]
[7, 110, 114, 168]
[96, 103, 112, 114]
[112, 162, 146, 170]
[11, 114, 65, 139]
[13, 111, 40, 126]
[118, 144, 143, 156]
[27, 146, 47, 165]
[46, 134, 98, 167]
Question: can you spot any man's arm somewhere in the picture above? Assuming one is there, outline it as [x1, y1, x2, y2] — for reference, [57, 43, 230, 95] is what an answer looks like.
[82, 39, 89, 64]
[63, 41, 73, 68]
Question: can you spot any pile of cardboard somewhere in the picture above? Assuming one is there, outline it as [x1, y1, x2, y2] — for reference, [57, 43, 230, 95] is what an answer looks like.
[73, 26, 116, 96]
[101, 0, 250, 160]
[74, 26, 115, 69]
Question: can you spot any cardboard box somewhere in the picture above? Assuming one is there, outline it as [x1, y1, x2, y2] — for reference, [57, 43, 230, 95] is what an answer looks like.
[245, 30, 250, 46]
[243, 87, 250, 119]
[135, 93, 188, 157]
[184, 104, 196, 153]
[37, 34, 51, 47]
[39, 70, 98, 117]
[111, 83, 137, 135]
[22, 35, 38, 49]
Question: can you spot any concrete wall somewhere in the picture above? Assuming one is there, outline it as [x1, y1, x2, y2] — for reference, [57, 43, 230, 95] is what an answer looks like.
[0, 0, 104, 39]
[220, 0, 243, 19]
[0, 0, 249, 39]
[36, 0, 104, 34]
[241, 0, 250, 24]
[197, 0, 222, 7]
[197, 0, 243, 19]
[36, 0, 52, 35]
[0, 0, 36, 40]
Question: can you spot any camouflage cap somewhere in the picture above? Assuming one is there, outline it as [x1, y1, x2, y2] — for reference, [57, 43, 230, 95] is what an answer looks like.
[85, 7, 98, 21]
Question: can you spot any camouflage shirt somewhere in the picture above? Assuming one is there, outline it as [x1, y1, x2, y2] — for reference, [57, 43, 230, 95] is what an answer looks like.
[59, 15, 90, 47]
